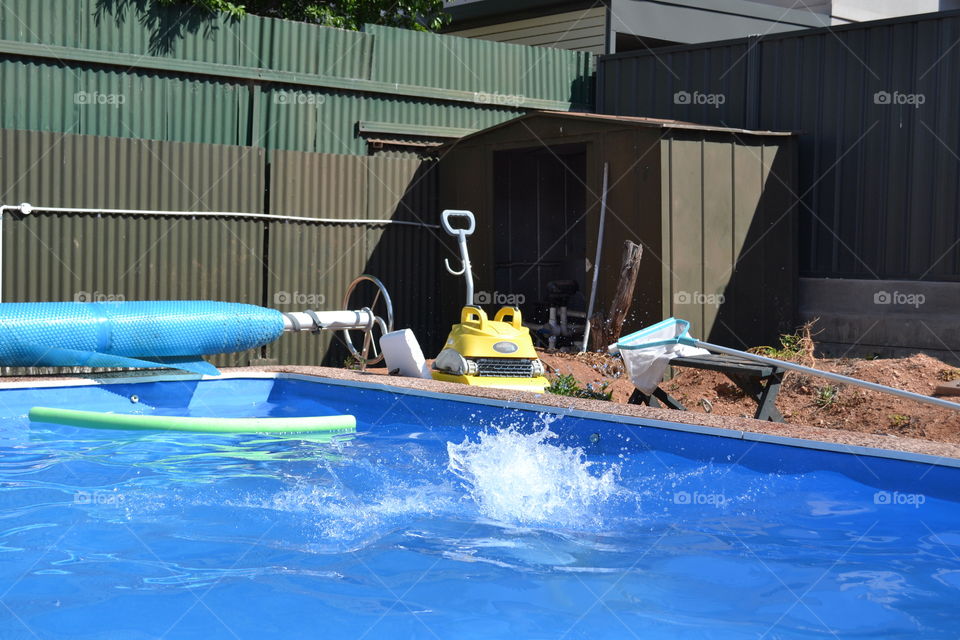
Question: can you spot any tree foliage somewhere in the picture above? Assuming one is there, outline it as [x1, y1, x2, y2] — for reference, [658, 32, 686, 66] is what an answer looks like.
[158, 0, 451, 31]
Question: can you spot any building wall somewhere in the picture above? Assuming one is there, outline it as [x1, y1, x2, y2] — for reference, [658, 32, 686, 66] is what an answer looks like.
[748, 0, 831, 16]
[447, 0, 832, 56]
[608, 0, 826, 48]
[753, 0, 960, 24]
[598, 10, 960, 283]
[829, 0, 960, 23]
[447, 6, 608, 53]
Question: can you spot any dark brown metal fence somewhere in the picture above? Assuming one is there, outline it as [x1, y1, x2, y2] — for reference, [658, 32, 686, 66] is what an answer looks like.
[0, 128, 444, 368]
[598, 10, 960, 282]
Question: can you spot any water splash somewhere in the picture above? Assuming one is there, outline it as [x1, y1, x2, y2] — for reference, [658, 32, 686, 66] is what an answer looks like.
[235, 479, 457, 548]
[447, 426, 621, 529]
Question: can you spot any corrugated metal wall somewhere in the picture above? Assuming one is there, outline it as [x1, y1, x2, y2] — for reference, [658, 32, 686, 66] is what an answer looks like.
[0, 129, 265, 212]
[599, 39, 754, 128]
[0, 60, 245, 145]
[266, 151, 443, 366]
[366, 23, 595, 101]
[0, 0, 594, 154]
[0, 128, 444, 369]
[660, 133, 797, 347]
[255, 88, 526, 156]
[0, 0, 599, 372]
[598, 11, 960, 281]
[0, 128, 266, 367]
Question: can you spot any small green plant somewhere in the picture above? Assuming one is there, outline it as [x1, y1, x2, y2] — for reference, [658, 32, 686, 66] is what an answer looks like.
[546, 373, 612, 401]
[749, 324, 814, 362]
[889, 414, 911, 429]
[813, 385, 839, 410]
[343, 355, 362, 371]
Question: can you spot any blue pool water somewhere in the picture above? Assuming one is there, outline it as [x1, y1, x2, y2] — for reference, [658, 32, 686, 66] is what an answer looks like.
[1, 374, 959, 639]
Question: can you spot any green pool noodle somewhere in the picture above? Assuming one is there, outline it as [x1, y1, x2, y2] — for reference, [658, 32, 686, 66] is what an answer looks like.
[29, 406, 356, 435]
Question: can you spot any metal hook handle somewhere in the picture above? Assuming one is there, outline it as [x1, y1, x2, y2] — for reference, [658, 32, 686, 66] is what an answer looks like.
[444, 257, 466, 275]
[440, 209, 475, 306]
[441, 209, 475, 237]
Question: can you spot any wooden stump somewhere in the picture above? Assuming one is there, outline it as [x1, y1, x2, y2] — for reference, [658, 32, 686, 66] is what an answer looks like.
[589, 240, 643, 351]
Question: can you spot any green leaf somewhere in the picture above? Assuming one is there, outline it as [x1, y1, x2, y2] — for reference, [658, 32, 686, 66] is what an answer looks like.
[160, 0, 451, 30]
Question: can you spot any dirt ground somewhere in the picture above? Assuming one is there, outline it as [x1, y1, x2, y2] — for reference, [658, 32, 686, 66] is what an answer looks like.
[539, 350, 960, 444]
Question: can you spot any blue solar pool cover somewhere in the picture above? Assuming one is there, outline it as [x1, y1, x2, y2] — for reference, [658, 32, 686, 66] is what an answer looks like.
[0, 301, 285, 375]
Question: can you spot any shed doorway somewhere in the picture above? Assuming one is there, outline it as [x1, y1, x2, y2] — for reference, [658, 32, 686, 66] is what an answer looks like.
[492, 144, 588, 346]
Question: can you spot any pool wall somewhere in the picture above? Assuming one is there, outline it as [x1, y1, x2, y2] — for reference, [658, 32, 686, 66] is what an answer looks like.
[5, 372, 959, 502]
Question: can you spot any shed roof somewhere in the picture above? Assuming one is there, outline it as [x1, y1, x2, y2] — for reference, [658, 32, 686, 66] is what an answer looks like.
[448, 110, 794, 147]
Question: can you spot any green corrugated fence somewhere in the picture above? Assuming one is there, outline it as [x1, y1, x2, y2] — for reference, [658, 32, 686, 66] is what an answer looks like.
[0, 127, 447, 371]
[0, 0, 594, 154]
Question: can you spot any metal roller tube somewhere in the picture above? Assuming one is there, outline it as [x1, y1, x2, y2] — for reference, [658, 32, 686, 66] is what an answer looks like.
[281, 310, 376, 332]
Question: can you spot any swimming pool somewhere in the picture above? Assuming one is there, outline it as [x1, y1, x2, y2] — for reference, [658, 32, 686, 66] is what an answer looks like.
[1, 373, 958, 638]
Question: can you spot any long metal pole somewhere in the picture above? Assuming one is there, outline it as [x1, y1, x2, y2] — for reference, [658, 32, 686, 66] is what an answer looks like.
[693, 339, 960, 412]
[581, 163, 609, 352]
[458, 233, 474, 307]
[0, 204, 440, 228]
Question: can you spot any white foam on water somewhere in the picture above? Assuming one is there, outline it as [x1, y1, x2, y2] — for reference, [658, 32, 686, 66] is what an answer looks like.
[446, 425, 622, 529]
[242, 480, 457, 544]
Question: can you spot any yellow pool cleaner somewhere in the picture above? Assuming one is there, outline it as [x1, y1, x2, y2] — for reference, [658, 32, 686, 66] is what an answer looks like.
[432, 210, 549, 393]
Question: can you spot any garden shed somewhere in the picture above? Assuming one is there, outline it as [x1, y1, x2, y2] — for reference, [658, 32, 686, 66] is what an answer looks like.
[438, 111, 798, 348]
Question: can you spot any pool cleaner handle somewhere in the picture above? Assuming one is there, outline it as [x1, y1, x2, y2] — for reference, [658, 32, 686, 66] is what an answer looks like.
[441, 209, 476, 307]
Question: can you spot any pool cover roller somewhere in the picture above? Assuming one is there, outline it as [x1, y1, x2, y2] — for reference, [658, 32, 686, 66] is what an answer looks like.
[0, 301, 285, 376]
[29, 406, 356, 435]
